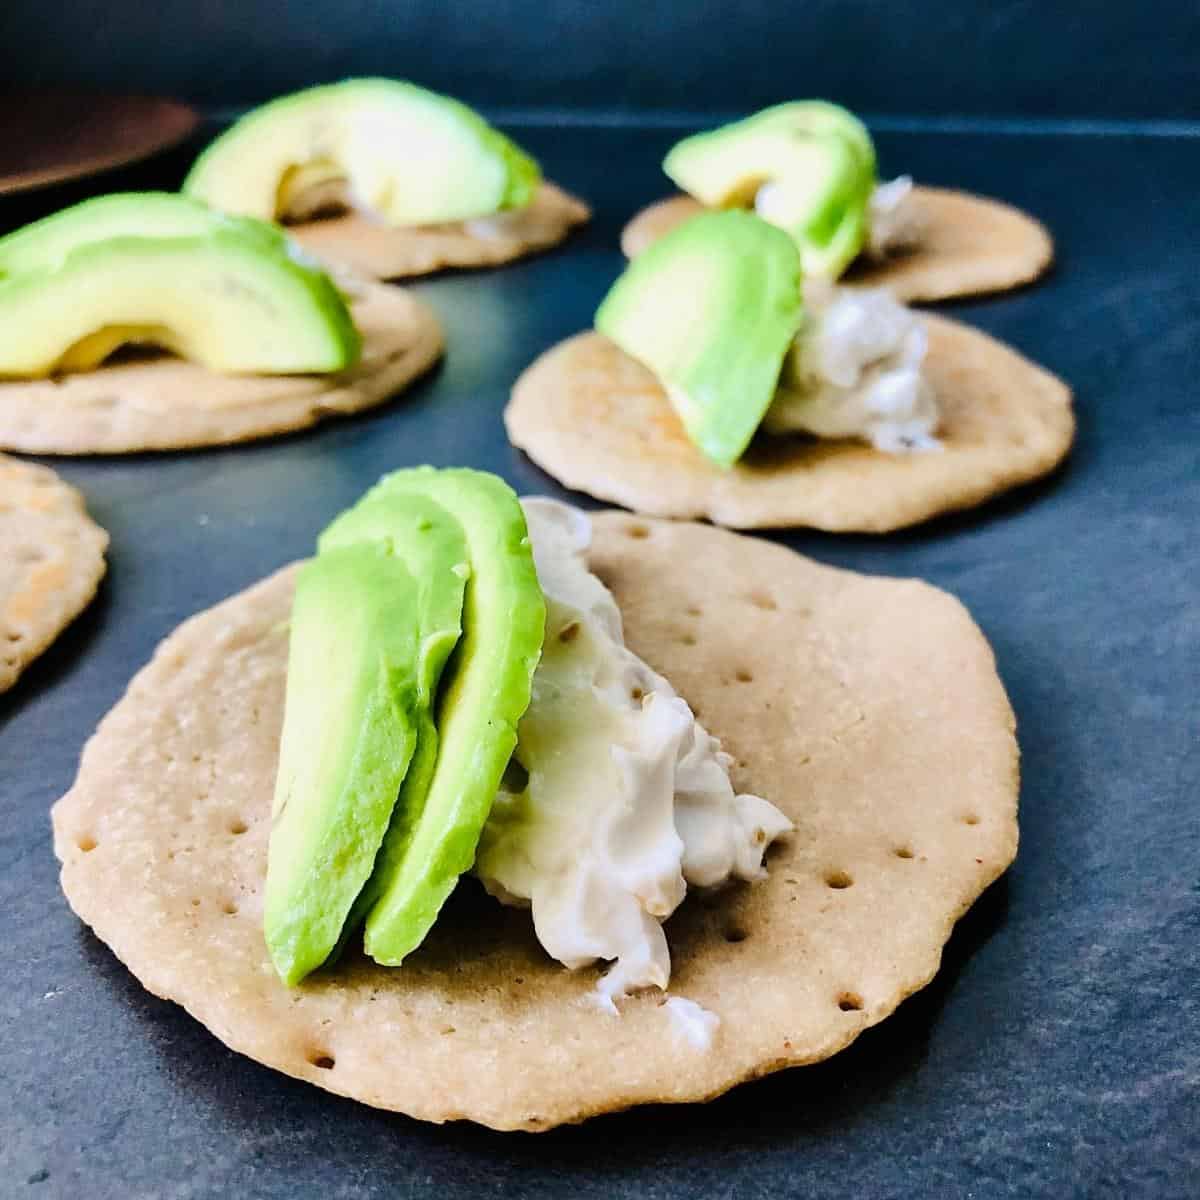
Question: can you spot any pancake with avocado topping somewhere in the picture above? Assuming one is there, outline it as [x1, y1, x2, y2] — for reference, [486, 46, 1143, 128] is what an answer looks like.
[52, 488, 1018, 1129]
[0, 193, 443, 453]
[510, 211, 1073, 532]
[184, 79, 590, 279]
[621, 100, 1053, 302]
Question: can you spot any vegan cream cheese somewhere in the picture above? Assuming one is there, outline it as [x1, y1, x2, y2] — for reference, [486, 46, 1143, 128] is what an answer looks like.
[866, 175, 926, 258]
[664, 996, 722, 1050]
[764, 284, 941, 452]
[475, 498, 792, 1008]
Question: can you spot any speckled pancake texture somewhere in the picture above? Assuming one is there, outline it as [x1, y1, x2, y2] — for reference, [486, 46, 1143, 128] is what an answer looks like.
[620, 187, 1054, 303]
[507, 316, 1074, 532]
[53, 515, 1018, 1130]
[290, 183, 590, 280]
[0, 281, 443, 454]
[0, 457, 107, 692]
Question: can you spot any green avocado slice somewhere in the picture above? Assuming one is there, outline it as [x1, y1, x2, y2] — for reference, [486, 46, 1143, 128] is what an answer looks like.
[348, 467, 545, 965]
[319, 492, 470, 702]
[183, 78, 541, 227]
[742, 100, 877, 177]
[0, 230, 360, 378]
[318, 491, 471, 948]
[663, 101, 875, 279]
[595, 210, 804, 468]
[265, 542, 423, 986]
[0, 191, 287, 278]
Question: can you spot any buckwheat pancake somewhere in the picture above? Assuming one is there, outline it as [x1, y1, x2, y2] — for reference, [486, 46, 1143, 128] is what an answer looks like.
[0, 280, 443, 455]
[507, 316, 1074, 532]
[53, 514, 1018, 1131]
[289, 183, 591, 280]
[1, 457, 107, 692]
[621, 188, 1054, 303]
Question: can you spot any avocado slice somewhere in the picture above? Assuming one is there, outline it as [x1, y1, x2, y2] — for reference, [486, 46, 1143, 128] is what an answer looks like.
[663, 102, 875, 278]
[318, 491, 471, 948]
[184, 79, 541, 227]
[744, 100, 876, 177]
[344, 467, 545, 965]
[595, 210, 804, 468]
[319, 492, 470, 702]
[265, 542, 423, 986]
[0, 230, 360, 378]
[0, 192, 286, 277]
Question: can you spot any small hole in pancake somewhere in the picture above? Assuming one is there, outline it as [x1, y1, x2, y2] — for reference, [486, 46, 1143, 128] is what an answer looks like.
[963, 814, 981, 826]
[626, 524, 650, 539]
[686, 605, 702, 617]
[749, 591, 777, 611]
[221, 901, 239, 916]
[837, 992, 864, 1012]
[440, 1025, 456, 1036]
[309, 1053, 335, 1070]
[77, 835, 97, 853]
[229, 819, 248, 836]
[190, 898, 200, 907]
[895, 846, 915, 860]
[724, 925, 749, 944]
[735, 668, 753, 683]
[5, 631, 21, 643]
[680, 633, 697, 646]
[826, 870, 853, 890]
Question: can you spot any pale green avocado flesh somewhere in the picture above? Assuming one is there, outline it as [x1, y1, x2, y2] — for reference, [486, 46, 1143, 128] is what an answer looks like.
[596, 210, 804, 468]
[183, 78, 541, 226]
[663, 101, 876, 279]
[318, 491, 472, 954]
[744, 101, 876, 177]
[265, 543, 422, 987]
[0, 228, 360, 378]
[346, 467, 544, 966]
[266, 467, 545, 982]
[0, 191, 287, 277]
[319, 492, 471, 703]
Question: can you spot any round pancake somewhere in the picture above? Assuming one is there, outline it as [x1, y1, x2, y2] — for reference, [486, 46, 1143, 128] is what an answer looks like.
[289, 183, 590, 280]
[52, 515, 1018, 1131]
[620, 187, 1054, 303]
[0, 457, 107, 692]
[0, 281, 443, 455]
[507, 318, 1074, 532]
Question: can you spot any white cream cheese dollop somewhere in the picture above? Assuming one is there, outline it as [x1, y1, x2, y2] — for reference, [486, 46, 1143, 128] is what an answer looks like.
[764, 284, 941, 453]
[664, 997, 721, 1051]
[475, 499, 792, 1009]
[866, 175, 926, 259]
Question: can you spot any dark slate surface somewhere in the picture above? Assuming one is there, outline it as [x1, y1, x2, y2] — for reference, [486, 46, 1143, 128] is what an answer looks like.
[6, 0, 1200, 122]
[0, 123, 1197, 1198]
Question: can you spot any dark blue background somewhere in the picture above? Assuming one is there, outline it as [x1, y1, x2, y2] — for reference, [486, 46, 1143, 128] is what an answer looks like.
[4, 0, 1200, 121]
